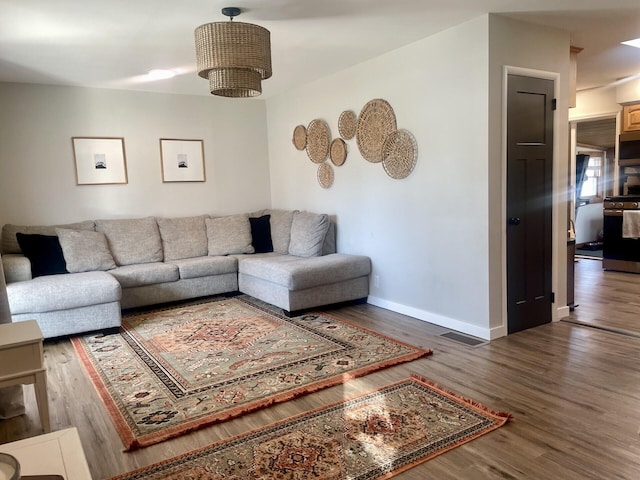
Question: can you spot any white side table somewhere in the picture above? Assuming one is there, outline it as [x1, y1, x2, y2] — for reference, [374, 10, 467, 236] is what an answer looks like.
[0, 320, 50, 432]
[0, 428, 92, 479]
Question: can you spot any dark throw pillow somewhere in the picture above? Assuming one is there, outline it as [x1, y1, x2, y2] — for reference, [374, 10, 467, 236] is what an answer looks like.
[16, 232, 68, 278]
[249, 215, 274, 253]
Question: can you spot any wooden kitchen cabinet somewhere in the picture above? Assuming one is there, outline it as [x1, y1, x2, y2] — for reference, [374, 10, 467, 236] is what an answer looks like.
[622, 103, 640, 132]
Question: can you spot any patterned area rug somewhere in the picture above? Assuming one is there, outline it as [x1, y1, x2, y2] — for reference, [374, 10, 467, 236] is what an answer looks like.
[72, 295, 431, 450]
[109, 375, 512, 479]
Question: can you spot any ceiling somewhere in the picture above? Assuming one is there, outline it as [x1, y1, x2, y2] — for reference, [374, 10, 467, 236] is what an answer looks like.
[576, 118, 617, 149]
[1, 0, 640, 99]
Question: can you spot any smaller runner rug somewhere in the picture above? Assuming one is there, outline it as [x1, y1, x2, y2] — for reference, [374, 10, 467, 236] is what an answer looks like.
[72, 296, 431, 450]
[109, 375, 512, 480]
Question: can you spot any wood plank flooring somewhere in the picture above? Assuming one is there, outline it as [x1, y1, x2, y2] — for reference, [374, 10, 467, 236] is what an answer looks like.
[571, 257, 640, 335]
[2, 266, 640, 479]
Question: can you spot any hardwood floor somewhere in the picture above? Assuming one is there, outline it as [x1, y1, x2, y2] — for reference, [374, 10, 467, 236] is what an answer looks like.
[571, 257, 640, 335]
[2, 270, 640, 479]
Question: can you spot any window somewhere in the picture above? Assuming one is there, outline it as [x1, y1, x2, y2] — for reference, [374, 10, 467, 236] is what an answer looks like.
[580, 155, 602, 198]
[578, 150, 605, 201]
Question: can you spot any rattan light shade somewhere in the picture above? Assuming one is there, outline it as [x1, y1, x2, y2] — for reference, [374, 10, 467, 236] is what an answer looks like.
[195, 20, 272, 98]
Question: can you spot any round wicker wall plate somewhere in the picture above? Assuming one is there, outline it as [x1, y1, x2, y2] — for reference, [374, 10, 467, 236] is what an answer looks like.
[306, 119, 330, 163]
[338, 110, 357, 140]
[317, 162, 334, 189]
[356, 98, 397, 163]
[330, 138, 347, 166]
[381, 129, 418, 179]
[292, 124, 307, 150]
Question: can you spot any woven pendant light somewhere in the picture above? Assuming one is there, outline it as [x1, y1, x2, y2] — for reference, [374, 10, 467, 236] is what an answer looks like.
[195, 7, 272, 98]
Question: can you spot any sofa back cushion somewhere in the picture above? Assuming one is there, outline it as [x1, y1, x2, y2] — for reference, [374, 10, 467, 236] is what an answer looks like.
[157, 215, 209, 261]
[56, 228, 116, 273]
[95, 217, 163, 266]
[288, 211, 330, 257]
[256, 209, 336, 256]
[206, 215, 255, 256]
[267, 210, 295, 255]
[323, 221, 336, 255]
[2, 220, 95, 254]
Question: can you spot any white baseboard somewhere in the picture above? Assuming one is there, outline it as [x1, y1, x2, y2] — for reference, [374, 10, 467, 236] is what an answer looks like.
[556, 305, 571, 320]
[366, 297, 569, 339]
[367, 296, 503, 341]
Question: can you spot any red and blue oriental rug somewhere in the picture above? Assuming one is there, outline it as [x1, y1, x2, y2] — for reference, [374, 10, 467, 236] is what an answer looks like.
[72, 295, 431, 450]
[108, 374, 512, 479]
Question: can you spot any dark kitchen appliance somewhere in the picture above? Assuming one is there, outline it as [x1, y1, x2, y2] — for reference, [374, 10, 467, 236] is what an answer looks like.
[618, 132, 640, 195]
[603, 195, 640, 272]
[619, 131, 640, 166]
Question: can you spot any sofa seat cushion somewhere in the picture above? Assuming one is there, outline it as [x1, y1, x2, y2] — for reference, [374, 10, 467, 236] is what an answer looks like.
[169, 256, 237, 280]
[7, 271, 121, 314]
[238, 253, 372, 291]
[108, 262, 179, 288]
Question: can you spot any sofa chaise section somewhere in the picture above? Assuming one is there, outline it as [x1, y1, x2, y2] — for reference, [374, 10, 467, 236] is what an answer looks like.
[238, 253, 371, 313]
[6, 271, 121, 338]
[237, 210, 371, 314]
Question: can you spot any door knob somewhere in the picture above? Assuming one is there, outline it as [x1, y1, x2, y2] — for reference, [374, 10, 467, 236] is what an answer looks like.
[508, 217, 521, 226]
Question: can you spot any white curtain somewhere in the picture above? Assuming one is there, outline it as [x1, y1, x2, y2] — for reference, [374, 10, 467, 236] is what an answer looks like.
[0, 255, 25, 419]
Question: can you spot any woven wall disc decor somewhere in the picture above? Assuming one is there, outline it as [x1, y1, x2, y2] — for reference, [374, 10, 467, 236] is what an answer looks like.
[381, 129, 418, 179]
[317, 162, 334, 188]
[338, 110, 357, 140]
[356, 98, 397, 163]
[292, 124, 307, 150]
[306, 119, 331, 163]
[330, 138, 347, 166]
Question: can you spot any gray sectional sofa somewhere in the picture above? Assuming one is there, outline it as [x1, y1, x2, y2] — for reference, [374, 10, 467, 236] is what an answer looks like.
[0, 209, 371, 338]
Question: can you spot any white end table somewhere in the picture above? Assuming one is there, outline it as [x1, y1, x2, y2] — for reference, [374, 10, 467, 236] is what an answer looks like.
[0, 427, 92, 479]
[0, 320, 50, 432]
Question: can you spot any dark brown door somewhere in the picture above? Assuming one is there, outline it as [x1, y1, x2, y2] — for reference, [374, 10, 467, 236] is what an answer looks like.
[507, 74, 554, 334]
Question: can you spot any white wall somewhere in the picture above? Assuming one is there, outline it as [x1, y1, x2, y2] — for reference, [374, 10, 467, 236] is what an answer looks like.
[267, 14, 570, 339]
[267, 16, 493, 338]
[571, 87, 620, 120]
[616, 77, 640, 105]
[0, 83, 271, 226]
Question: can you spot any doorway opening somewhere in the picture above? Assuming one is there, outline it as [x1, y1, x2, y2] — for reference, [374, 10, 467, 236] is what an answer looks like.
[571, 117, 616, 258]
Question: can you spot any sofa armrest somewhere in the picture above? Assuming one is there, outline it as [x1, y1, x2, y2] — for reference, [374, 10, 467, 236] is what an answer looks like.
[1, 254, 32, 283]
